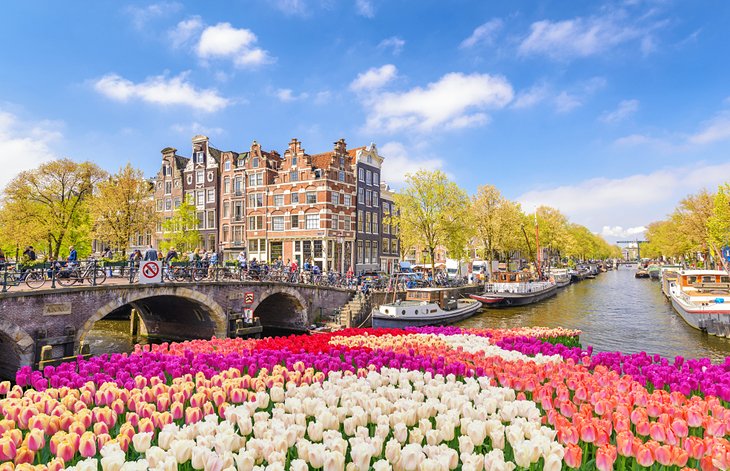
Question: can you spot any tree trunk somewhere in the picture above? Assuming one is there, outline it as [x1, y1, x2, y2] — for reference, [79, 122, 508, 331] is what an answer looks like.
[430, 247, 436, 281]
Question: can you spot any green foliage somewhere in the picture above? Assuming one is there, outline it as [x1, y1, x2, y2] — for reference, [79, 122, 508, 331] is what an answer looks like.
[160, 200, 200, 253]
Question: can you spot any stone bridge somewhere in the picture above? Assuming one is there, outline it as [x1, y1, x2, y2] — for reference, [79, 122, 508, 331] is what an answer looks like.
[0, 281, 353, 378]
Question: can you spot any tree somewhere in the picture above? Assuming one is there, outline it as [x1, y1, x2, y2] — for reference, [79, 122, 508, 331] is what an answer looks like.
[90, 163, 157, 253]
[675, 190, 714, 267]
[2, 159, 106, 258]
[707, 183, 730, 271]
[535, 206, 569, 265]
[391, 170, 469, 278]
[160, 200, 200, 253]
[0, 199, 47, 261]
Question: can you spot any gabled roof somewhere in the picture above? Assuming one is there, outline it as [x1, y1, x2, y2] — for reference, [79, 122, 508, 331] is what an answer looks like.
[347, 146, 365, 158]
[208, 146, 222, 163]
[174, 155, 189, 170]
[310, 152, 333, 169]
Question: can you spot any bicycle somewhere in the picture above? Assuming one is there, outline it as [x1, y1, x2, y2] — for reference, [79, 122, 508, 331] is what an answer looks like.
[24, 269, 46, 289]
[56, 261, 106, 287]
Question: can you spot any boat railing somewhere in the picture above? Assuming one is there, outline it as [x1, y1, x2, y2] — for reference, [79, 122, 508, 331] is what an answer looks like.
[484, 281, 554, 294]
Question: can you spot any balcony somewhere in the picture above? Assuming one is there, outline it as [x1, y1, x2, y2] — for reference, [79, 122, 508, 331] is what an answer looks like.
[234, 215, 243, 222]
[234, 190, 243, 196]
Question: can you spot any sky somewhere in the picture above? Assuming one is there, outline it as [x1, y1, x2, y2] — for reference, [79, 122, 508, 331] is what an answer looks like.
[1, 0, 729, 243]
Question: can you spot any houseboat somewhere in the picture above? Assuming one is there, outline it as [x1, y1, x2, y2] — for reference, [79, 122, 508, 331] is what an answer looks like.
[660, 265, 683, 298]
[372, 287, 481, 328]
[669, 270, 730, 336]
[549, 268, 572, 288]
[469, 271, 557, 307]
[647, 264, 662, 280]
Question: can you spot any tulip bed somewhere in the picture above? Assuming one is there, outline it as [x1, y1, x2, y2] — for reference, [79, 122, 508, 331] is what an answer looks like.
[1, 327, 730, 470]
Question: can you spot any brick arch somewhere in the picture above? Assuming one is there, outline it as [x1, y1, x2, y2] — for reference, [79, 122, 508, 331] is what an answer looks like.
[77, 287, 227, 345]
[252, 286, 309, 329]
[0, 320, 34, 379]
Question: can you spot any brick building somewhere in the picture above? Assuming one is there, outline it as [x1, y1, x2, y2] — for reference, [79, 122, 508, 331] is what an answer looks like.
[218, 149, 246, 260]
[153, 147, 189, 249]
[182, 136, 222, 252]
[353, 144, 383, 274]
[379, 182, 400, 273]
[242, 141, 282, 263]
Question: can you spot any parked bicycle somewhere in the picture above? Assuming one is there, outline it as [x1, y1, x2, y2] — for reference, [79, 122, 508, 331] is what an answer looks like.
[56, 261, 106, 287]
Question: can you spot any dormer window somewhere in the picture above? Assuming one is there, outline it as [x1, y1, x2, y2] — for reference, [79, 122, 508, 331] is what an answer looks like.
[252, 157, 259, 168]
[224, 160, 231, 171]
[292, 157, 297, 166]
[367, 156, 372, 164]
[196, 151, 204, 163]
[238, 157, 245, 167]
[340, 157, 345, 167]
[314, 169, 322, 179]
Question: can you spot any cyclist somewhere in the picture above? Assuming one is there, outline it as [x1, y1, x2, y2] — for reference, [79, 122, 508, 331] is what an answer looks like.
[67, 245, 78, 267]
[289, 259, 299, 282]
[207, 251, 219, 279]
[311, 263, 321, 283]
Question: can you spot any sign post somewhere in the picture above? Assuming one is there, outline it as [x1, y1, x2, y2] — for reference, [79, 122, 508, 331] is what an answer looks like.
[139, 261, 162, 284]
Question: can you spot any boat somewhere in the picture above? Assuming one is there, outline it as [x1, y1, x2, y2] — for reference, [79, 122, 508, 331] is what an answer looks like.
[635, 268, 650, 278]
[661, 269, 681, 298]
[647, 265, 662, 280]
[669, 270, 730, 336]
[372, 287, 481, 328]
[549, 268, 572, 288]
[468, 271, 558, 307]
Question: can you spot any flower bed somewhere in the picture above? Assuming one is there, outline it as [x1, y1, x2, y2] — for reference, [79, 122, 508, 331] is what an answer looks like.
[1, 327, 729, 470]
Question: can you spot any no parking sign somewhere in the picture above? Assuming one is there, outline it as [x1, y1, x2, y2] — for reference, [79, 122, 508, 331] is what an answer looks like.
[139, 261, 162, 284]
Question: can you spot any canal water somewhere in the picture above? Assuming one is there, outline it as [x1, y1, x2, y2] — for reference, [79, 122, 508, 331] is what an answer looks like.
[458, 265, 730, 361]
[86, 266, 730, 361]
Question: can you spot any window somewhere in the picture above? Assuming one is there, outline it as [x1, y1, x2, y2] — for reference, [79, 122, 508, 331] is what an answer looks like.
[374, 173, 379, 185]
[234, 177, 242, 195]
[392, 239, 398, 254]
[164, 181, 172, 194]
[248, 194, 263, 208]
[223, 202, 230, 218]
[384, 220, 390, 234]
[292, 157, 297, 166]
[373, 215, 378, 235]
[223, 225, 229, 242]
[306, 192, 317, 204]
[367, 155, 372, 164]
[248, 216, 263, 230]
[187, 175, 192, 185]
[163, 164, 171, 176]
[382, 238, 388, 254]
[207, 188, 215, 203]
[234, 203, 242, 220]
[165, 198, 172, 211]
[290, 170, 299, 182]
[340, 157, 345, 167]
[373, 241, 379, 261]
[366, 212, 371, 234]
[332, 192, 340, 205]
[207, 171, 214, 182]
[156, 199, 163, 211]
[358, 210, 364, 232]
[331, 214, 339, 229]
[174, 198, 181, 209]
[196, 151, 204, 163]
[365, 241, 371, 264]
[366, 190, 372, 207]
[358, 168, 364, 181]
[338, 170, 345, 182]
[248, 173, 263, 187]
[358, 188, 364, 203]
[274, 194, 284, 206]
[207, 210, 215, 229]
[291, 192, 299, 204]
[291, 215, 299, 228]
[248, 239, 259, 252]
[224, 160, 231, 171]
[252, 157, 259, 168]
[197, 211, 205, 229]
[196, 191, 204, 206]
[344, 215, 351, 231]
[314, 240, 323, 258]
[373, 192, 378, 207]
[224, 176, 230, 194]
[357, 241, 363, 263]
[196, 170, 204, 183]
[366, 170, 372, 185]
[272, 216, 284, 231]
[344, 194, 351, 207]
[305, 214, 319, 229]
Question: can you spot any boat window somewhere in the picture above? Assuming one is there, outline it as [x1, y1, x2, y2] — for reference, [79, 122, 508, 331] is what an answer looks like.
[401, 310, 406, 315]
[431, 309, 437, 313]
[687, 276, 698, 284]
[702, 276, 716, 283]
[722, 276, 730, 283]
[509, 274, 517, 282]
[415, 310, 418, 314]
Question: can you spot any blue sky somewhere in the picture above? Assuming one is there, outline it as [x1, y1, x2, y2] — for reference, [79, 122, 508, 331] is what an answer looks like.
[1, 0, 729, 242]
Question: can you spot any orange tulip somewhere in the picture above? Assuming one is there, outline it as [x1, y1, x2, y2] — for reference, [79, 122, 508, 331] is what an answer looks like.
[25, 428, 44, 452]
[0, 437, 17, 461]
[635, 445, 654, 467]
[564, 443, 583, 469]
[671, 446, 689, 467]
[13, 446, 34, 465]
[46, 458, 65, 471]
[595, 444, 617, 471]
[655, 445, 672, 466]
[55, 441, 75, 462]
[579, 423, 597, 443]
[78, 431, 96, 458]
[671, 418, 689, 438]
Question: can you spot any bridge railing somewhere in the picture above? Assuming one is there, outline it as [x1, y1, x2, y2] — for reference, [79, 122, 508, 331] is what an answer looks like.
[0, 260, 362, 292]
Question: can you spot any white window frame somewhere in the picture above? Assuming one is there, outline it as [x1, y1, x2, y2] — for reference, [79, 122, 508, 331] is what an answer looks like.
[305, 214, 319, 229]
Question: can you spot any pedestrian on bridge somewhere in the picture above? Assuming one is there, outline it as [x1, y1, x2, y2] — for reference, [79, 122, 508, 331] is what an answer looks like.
[144, 245, 158, 261]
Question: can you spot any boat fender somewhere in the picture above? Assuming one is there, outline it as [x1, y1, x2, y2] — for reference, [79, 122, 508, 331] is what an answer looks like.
[716, 298, 725, 304]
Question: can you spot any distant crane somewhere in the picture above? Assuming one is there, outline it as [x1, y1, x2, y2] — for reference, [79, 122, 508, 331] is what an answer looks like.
[616, 240, 649, 261]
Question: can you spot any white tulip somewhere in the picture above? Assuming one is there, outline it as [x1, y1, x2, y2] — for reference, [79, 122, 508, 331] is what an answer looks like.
[100, 453, 125, 471]
[289, 459, 308, 471]
[323, 450, 346, 471]
[132, 432, 153, 453]
[233, 450, 255, 471]
[372, 459, 393, 471]
[458, 436, 474, 455]
[393, 423, 408, 444]
[400, 443, 425, 471]
[145, 446, 167, 468]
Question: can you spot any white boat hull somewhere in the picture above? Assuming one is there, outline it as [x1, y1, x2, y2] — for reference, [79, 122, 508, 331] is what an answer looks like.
[670, 295, 730, 337]
[372, 299, 481, 328]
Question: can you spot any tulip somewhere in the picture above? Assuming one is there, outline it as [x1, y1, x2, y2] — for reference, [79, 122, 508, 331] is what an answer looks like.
[635, 445, 654, 467]
[595, 444, 617, 471]
[563, 444, 582, 469]
[13, 446, 34, 465]
[79, 431, 97, 458]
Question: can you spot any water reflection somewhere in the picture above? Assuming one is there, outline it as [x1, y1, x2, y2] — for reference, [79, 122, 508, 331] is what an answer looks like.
[458, 266, 730, 361]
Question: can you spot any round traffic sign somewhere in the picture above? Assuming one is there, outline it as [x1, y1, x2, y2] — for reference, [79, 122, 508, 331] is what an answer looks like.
[142, 262, 160, 279]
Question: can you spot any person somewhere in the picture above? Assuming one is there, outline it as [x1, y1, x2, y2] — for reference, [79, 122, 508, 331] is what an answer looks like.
[46, 257, 62, 279]
[303, 258, 311, 272]
[22, 246, 37, 262]
[165, 247, 178, 263]
[237, 251, 247, 270]
[361, 280, 370, 296]
[207, 251, 219, 278]
[289, 259, 299, 282]
[67, 245, 78, 266]
[102, 247, 113, 259]
[144, 245, 158, 261]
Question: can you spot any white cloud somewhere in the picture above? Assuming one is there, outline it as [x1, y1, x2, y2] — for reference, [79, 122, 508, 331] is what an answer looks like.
[379, 141, 445, 185]
[355, 0, 374, 18]
[460, 19, 503, 48]
[350, 64, 397, 92]
[314, 91, 332, 105]
[273, 0, 310, 17]
[196, 23, 272, 67]
[378, 36, 405, 55]
[554, 91, 582, 113]
[600, 225, 647, 238]
[688, 112, 730, 145]
[168, 16, 203, 49]
[518, 15, 643, 60]
[363, 72, 513, 133]
[600, 99, 639, 123]
[517, 161, 730, 237]
[170, 122, 224, 136]
[126, 2, 181, 29]
[276, 88, 309, 102]
[0, 109, 62, 191]
[512, 83, 550, 109]
[93, 72, 230, 112]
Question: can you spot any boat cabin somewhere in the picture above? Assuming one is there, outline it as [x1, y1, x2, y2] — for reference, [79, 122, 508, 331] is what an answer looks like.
[405, 288, 460, 311]
[679, 271, 730, 293]
[491, 271, 532, 283]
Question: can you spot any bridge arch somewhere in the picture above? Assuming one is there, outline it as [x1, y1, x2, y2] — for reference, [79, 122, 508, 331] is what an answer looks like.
[78, 287, 227, 345]
[0, 320, 34, 380]
[253, 286, 309, 329]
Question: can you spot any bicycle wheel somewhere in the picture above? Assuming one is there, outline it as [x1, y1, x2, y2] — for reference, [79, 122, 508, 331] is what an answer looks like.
[86, 268, 106, 285]
[56, 270, 78, 287]
[192, 268, 205, 282]
[25, 271, 45, 289]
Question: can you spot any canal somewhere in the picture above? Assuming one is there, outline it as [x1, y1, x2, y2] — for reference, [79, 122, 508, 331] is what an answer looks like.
[86, 266, 730, 361]
[459, 265, 730, 361]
